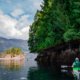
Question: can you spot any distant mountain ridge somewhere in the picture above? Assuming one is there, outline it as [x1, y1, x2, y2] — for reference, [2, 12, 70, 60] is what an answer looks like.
[0, 37, 26, 41]
[0, 37, 28, 52]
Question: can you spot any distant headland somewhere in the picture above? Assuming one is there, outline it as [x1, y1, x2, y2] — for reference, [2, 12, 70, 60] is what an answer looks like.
[0, 48, 25, 60]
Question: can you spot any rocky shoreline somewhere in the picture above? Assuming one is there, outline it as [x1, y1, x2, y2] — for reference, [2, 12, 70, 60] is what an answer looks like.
[0, 48, 25, 60]
[0, 54, 25, 60]
[35, 49, 76, 66]
[35, 40, 80, 67]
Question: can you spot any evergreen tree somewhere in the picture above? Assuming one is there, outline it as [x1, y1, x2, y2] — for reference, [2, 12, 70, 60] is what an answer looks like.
[28, 0, 80, 53]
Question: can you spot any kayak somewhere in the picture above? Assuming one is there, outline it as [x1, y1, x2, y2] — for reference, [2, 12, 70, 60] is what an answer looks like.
[61, 65, 80, 79]
[73, 68, 80, 80]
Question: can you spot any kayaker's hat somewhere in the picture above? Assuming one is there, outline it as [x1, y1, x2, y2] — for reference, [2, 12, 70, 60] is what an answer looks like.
[75, 58, 79, 61]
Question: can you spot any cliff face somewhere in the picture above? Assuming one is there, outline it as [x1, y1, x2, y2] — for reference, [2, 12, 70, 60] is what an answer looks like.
[35, 40, 80, 66]
[36, 49, 76, 66]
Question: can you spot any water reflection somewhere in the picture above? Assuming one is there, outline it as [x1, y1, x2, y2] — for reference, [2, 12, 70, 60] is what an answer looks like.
[0, 59, 25, 70]
[0, 53, 76, 80]
[27, 67, 75, 80]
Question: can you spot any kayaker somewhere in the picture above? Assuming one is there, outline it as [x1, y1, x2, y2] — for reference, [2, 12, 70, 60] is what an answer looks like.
[72, 58, 80, 68]
[72, 58, 80, 80]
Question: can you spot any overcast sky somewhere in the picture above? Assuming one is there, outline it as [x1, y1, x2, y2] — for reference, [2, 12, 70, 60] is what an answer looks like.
[0, 0, 42, 40]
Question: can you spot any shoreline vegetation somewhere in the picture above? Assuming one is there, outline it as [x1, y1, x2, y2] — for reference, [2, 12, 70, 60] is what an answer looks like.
[0, 48, 25, 60]
[28, 0, 80, 67]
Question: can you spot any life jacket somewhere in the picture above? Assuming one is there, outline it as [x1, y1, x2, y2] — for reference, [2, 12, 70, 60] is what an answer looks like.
[73, 58, 80, 68]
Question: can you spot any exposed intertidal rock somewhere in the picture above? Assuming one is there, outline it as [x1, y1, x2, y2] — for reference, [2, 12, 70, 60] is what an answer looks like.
[35, 49, 77, 67]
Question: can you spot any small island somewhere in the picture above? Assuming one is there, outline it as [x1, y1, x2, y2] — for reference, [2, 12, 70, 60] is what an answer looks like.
[0, 48, 25, 60]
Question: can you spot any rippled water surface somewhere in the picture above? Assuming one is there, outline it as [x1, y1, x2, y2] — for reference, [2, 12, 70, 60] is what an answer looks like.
[0, 52, 75, 80]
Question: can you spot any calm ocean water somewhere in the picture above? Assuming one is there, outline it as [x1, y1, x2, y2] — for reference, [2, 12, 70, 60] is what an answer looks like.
[0, 42, 75, 80]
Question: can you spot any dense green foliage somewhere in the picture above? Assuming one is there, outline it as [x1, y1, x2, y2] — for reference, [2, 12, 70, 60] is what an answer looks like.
[28, 0, 80, 52]
[5, 48, 22, 56]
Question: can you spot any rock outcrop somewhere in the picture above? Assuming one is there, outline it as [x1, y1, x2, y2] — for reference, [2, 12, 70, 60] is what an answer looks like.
[35, 40, 80, 67]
